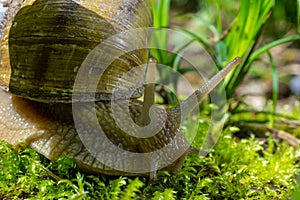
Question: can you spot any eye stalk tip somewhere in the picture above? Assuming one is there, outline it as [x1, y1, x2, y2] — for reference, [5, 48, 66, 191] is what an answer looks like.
[234, 56, 242, 65]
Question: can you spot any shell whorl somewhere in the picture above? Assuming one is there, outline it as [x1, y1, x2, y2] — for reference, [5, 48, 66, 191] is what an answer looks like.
[0, 0, 152, 103]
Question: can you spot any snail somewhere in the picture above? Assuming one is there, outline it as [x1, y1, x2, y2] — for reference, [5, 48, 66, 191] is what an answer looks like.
[0, 0, 242, 178]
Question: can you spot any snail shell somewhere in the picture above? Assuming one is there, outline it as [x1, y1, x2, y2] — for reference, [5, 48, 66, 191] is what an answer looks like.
[0, 0, 152, 103]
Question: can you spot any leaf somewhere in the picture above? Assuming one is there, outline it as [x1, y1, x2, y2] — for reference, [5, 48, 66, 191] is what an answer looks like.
[267, 51, 278, 127]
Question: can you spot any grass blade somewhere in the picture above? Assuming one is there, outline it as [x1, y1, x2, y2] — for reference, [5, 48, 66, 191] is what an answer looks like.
[151, 0, 171, 64]
[249, 35, 300, 63]
[298, 0, 300, 34]
[267, 51, 278, 127]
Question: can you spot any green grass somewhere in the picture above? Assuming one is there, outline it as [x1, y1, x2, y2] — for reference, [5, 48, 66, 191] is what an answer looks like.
[298, 0, 300, 34]
[152, 0, 300, 101]
[1, 118, 299, 199]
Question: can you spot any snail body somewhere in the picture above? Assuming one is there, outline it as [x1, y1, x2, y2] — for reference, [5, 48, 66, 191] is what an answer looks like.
[0, 92, 190, 176]
[0, 0, 241, 177]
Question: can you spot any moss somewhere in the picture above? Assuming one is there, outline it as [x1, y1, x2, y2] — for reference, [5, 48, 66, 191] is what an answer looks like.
[0, 122, 299, 199]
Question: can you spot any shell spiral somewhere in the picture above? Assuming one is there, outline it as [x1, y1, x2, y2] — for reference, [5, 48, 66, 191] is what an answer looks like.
[0, 0, 152, 103]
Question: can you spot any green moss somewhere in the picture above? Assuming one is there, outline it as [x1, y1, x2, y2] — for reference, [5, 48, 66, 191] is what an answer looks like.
[1, 122, 299, 199]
